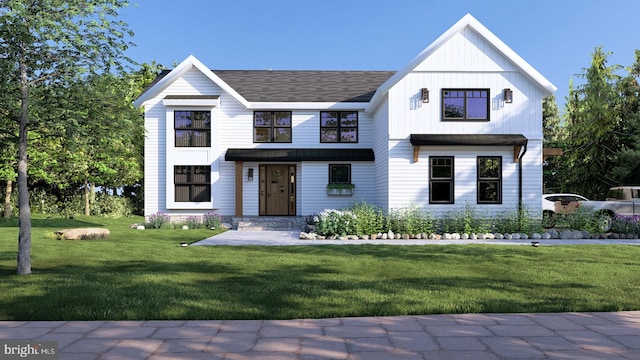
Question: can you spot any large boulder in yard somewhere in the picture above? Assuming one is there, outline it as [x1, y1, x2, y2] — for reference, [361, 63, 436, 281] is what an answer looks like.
[55, 228, 110, 240]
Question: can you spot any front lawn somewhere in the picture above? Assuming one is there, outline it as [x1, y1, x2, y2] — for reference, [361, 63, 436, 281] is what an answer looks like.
[1, 215, 639, 320]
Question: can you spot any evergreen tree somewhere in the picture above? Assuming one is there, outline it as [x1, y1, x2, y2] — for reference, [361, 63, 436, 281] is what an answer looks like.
[563, 47, 621, 199]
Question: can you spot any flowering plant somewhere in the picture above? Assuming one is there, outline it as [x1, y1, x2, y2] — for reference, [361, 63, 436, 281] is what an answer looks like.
[313, 209, 357, 236]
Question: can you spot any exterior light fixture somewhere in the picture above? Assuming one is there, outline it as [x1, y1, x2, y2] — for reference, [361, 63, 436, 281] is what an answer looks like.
[248, 168, 254, 182]
[504, 88, 513, 103]
[421, 88, 429, 103]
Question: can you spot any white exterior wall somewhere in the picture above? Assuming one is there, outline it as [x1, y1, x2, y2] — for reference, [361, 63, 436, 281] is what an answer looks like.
[143, 66, 377, 218]
[387, 141, 528, 217]
[221, 109, 375, 216]
[382, 27, 545, 216]
[141, 21, 552, 220]
[371, 97, 390, 211]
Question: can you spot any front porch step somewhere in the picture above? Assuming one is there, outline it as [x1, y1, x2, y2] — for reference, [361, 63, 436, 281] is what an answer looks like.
[233, 216, 307, 231]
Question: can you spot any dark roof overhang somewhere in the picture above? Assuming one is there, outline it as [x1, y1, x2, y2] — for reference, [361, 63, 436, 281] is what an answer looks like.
[225, 148, 375, 162]
[164, 95, 220, 100]
[410, 134, 528, 146]
[409, 134, 528, 163]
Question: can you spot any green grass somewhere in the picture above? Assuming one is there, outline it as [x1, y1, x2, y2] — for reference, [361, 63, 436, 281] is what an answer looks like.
[1, 215, 640, 321]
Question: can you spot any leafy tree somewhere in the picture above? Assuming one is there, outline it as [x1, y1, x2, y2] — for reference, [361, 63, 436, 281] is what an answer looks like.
[563, 47, 621, 199]
[0, 59, 18, 218]
[0, 0, 133, 275]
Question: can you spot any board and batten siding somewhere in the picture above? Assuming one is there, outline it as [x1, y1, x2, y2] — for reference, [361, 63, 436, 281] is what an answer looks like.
[371, 97, 390, 211]
[388, 71, 544, 140]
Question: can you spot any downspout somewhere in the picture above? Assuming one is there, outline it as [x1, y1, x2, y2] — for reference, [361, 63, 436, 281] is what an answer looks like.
[518, 142, 528, 230]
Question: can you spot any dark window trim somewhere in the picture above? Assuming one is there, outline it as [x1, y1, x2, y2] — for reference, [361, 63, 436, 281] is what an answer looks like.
[320, 111, 359, 143]
[429, 156, 454, 204]
[328, 164, 352, 184]
[441, 88, 490, 122]
[253, 111, 292, 143]
[174, 110, 211, 147]
[477, 156, 502, 204]
[174, 165, 211, 202]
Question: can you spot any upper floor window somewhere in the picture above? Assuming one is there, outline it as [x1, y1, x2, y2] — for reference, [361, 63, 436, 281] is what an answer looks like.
[174, 165, 211, 202]
[175, 111, 211, 147]
[430, 156, 454, 204]
[477, 156, 502, 204]
[254, 111, 292, 143]
[442, 89, 489, 121]
[320, 111, 358, 143]
[329, 164, 351, 184]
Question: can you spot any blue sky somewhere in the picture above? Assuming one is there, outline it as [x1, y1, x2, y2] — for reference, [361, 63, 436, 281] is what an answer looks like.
[120, 0, 639, 111]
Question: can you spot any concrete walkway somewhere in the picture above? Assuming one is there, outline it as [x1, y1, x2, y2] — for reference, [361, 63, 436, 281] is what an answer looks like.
[2, 312, 640, 359]
[193, 230, 640, 246]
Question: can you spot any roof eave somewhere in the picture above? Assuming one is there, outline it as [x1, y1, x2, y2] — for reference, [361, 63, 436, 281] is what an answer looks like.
[366, 14, 557, 114]
[133, 55, 250, 108]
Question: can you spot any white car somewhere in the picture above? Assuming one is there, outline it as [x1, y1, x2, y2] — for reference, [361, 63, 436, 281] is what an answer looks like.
[542, 193, 589, 227]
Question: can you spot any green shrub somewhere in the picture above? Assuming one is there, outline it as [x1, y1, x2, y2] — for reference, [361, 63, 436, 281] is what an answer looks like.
[440, 203, 490, 234]
[610, 215, 640, 235]
[185, 216, 202, 229]
[350, 201, 386, 235]
[313, 209, 357, 236]
[160, 222, 175, 230]
[388, 203, 434, 234]
[204, 212, 222, 229]
[91, 194, 134, 217]
[491, 204, 543, 234]
[146, 212, 171, 229]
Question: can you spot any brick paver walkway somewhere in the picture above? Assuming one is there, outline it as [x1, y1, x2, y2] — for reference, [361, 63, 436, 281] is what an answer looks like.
[2, 312, 639, 359]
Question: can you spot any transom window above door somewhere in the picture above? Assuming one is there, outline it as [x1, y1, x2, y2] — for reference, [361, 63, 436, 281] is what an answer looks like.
[442, 89, 489, 121]
[320, 111, 358, 143]
[254, 111, 292, 143]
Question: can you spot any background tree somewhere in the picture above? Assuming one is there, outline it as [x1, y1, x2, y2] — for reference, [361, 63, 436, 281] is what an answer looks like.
[542, 95, 565, 193]
[0, 0, 134, 275]
[0, 58, 18, 218]
[563, 47, 621, 199]
[610, 50, 640, 184]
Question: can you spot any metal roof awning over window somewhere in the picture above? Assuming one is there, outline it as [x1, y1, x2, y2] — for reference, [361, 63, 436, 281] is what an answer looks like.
[409, 134, 528, 163]
[225, 148, 375, 162]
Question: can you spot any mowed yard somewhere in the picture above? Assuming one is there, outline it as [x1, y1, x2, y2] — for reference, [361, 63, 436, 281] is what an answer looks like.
[1, 215, 639, 321]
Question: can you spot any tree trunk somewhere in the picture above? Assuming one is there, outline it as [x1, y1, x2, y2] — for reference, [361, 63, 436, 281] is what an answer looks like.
[84, 180, 90, 216]
[17, 54, 31, 275]
[4, 180, 12, 219]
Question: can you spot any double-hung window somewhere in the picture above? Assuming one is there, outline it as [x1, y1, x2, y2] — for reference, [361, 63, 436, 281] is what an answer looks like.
[430, 157, 454, 204]
[320, 111, 358, 143]
[442, 89, 489, 121]
[477, 156, 502, 204]
[175, 111, 211, 147]
[254, 111, 292, 143]
[174, 165, 211, 202]
[329, 164, 351, 184]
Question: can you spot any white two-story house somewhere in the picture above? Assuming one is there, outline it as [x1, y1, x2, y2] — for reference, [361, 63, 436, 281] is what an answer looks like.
[134, 14, 556, 226]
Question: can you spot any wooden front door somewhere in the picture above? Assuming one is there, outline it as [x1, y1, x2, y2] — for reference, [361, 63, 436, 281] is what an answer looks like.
[259, 165, 296, 215]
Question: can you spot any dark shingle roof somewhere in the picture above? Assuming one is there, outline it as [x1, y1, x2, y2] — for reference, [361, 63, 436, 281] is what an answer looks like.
[144, 69, 396, 103]
[213, 70, 395, 103]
